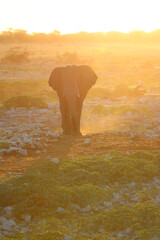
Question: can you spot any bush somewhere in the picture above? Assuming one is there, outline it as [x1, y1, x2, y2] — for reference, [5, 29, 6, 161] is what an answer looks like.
[1, 47, 30, 63]
[87, 84, 146, 100]
[91, 104, 109, 116]
[113, 83, 146, 97]
[2, 95, 48, 109]
[0, 151, 160, 239]
[54, 51, 80, 64]
[87, 88, 112, 99]
[0, 141, 10, 149]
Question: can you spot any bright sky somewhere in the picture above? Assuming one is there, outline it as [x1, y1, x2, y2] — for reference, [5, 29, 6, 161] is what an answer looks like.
[0, 0, 160, 34]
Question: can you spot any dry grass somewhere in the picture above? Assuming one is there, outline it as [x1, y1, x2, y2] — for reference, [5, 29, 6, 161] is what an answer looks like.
[0, 42, 160, 103]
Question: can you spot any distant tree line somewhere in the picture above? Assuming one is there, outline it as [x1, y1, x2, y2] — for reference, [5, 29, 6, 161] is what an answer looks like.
[1, 29, 160, 43]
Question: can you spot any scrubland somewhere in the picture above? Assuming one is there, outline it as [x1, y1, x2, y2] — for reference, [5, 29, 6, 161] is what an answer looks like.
[0, 41, 160, 239]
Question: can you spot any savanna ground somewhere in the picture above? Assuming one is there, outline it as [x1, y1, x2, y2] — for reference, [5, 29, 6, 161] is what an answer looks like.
[0, 42, 160, 239]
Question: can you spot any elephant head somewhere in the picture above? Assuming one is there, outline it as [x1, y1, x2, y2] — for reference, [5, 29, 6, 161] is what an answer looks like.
[49, 65, 97, 135]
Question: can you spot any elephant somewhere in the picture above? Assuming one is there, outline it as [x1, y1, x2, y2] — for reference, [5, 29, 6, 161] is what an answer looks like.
[49, 65, 98, 136]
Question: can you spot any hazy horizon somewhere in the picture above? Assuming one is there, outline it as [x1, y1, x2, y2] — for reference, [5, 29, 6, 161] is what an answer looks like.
[1, 28, 160, 35]
[1, 0, 160, 34]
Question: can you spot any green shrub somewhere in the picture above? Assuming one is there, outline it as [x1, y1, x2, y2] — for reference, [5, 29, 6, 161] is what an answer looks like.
[2, 95, 48, 109]
[0, 141, 10, 149]
[1, 47, 30, 63]
[87, 88, 112, 99]
[113, 83, 146, 97]
[91, 104, 109, 116]
[110, 104, 136, 115]
[0, 151, 160, 239]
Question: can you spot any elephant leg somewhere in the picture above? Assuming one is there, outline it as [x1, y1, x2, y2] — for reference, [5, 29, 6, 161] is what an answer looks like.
[59, 97, 72, 134]
[75, 97, 83, 135]
[71, 116, 77, 134]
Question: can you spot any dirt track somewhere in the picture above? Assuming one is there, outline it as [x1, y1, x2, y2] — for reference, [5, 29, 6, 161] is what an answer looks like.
[0, 131, 159, 178]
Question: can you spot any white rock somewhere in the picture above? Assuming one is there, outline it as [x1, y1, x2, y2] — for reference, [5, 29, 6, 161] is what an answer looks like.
[129, 182, 136, 187]
[18, 149, 27, 156]
[126, 151, 130, 155]
[104, 202, 112, 207]
[1, 218, 16, 231]
[52, 139, 58, 142]
[113, 193, 122, 201]
[18, 143, 25, 148]
[23, 136, 30, 143]
[50, 158, 59, 163]
[125, 111, 133, 118]
[23, 215, 31, 222]
[52, 133, 60, 137]
[46, 131, 58, 137]
[6, 130, 13, 135]
[154, 196, 160, 207]
[99, 228, 105, 233]
[153, 177, 160, 184]
[57, 207, 65, 212]
[117, 232, 124, 238]
[38, 109, 50, 114]
[0, 216, 6, 223]
[9, 147, 19, 152]
[4, 206, 13, 217]
[36, 150, 41, 154]
[84, 138, 91, 144]
[65, 234, 73, 240]
[0, 232, 4, 238]
[125, 227, 131, 233]
[72, 204, 80, 210]
[80, 205, 91, 212]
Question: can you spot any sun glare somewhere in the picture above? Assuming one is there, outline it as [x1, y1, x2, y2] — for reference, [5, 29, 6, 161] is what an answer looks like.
[0, 0, 160, 34]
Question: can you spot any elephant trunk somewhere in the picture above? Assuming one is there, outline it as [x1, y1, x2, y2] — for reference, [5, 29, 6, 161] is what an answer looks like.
[66, 91, 77, 118]
[63, 87, 79, 134]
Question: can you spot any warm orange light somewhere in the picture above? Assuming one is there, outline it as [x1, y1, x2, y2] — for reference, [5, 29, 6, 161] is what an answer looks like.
[0, 0, 160, 34]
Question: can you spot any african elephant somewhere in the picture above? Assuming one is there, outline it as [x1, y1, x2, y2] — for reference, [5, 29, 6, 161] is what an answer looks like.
[49, 65, 97, 135]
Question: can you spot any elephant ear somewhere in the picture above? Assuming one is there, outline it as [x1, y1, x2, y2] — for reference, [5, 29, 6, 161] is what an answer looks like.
[48, 67, 62, 91]
[77, 65, 98, 96]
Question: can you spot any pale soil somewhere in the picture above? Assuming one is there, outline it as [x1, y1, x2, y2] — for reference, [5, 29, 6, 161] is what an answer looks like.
[0, 131, 159, 178]
[0, 95, 160, 178]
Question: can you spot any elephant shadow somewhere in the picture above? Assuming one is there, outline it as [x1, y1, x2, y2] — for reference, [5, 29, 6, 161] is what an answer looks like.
[47, 135, 79, 160]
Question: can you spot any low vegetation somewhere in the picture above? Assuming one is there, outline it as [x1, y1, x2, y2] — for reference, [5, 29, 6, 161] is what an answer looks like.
[54, 52, 81, 64]
[0, 80, 58, 103]
[0, 38, 160, 240]
[0, 80, 146, 105]
[1, 47, 30, 63]
[0, 151, 160, 239]
[90, 104, 151, 117]
[88, 84, 146, 100]
[1, 29, 160, 43]
[0, 141, 10, 150]
[1, 96, 48, 109]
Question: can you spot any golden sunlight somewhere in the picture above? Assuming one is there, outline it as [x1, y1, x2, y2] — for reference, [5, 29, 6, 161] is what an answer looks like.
[0, 0, 160, 33]
[1, 2, 160, 239]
